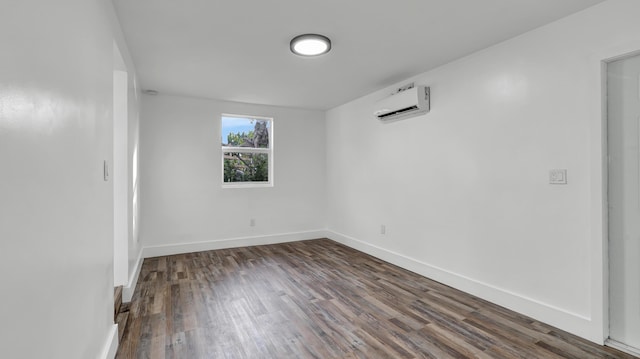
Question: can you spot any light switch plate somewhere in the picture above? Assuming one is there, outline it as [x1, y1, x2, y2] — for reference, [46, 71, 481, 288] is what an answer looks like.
[549, 169, 567, 184]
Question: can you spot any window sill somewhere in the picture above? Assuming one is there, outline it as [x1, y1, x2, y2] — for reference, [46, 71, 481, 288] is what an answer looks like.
[222, 182, 273, 189]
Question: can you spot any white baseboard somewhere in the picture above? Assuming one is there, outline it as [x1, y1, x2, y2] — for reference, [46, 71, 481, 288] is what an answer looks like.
[606, 339, 640, 357]
[98, 324, 118, 359]
[326, 230, 599, 343]
[123, 248, 143, 303]
[119, 230, 328, 318]
[123, 230, 600, 343]
[142, 230, 327, 259]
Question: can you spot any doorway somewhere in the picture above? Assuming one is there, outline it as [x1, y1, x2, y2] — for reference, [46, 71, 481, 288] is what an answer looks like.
[607, 52, 640, 355]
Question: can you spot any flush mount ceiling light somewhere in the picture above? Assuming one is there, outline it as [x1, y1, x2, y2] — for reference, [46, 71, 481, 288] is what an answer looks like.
[290, 34, 331, 56]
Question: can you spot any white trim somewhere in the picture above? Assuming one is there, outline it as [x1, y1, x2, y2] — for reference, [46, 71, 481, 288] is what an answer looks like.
[122, 231, 327, 309]
[142, 230, 327, 258]
[598, 56, 610, 345]
[222, 147, 270, 154]
[221, 113, 273, 121]
[122, 248, 143, 302]
[590, 40, 640, 344]
[98, 324, 118, 359]
[327, 230, 600, 343]
[606, 339, 640, 357]
[222, 182, 273, 189]
[600, 47, 640, 348]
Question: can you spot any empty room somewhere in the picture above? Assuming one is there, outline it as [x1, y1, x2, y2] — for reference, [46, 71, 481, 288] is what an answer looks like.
[3, 0, 640, 358]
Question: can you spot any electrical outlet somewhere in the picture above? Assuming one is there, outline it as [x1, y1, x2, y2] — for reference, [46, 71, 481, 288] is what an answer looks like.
[549, 169, 567, 184]
[250, 218, 255, 227]
[380, 225, 386, 235]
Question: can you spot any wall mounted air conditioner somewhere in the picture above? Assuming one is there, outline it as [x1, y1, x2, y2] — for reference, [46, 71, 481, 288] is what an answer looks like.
[373, 84, 430, 121]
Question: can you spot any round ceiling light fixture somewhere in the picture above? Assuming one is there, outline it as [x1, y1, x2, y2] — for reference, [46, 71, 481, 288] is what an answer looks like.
[290, 34, 331, 57]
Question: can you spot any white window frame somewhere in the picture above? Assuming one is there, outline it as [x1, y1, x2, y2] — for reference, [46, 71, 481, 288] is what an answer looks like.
[221, 113, 274, 188]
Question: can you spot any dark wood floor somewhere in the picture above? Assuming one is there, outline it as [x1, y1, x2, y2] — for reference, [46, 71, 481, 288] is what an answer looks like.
[116, 238, 636, 359]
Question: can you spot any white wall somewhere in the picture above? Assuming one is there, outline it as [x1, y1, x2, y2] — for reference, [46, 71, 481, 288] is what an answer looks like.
[0, 0, 140, 358]
[139, 94, 326, 254]
[326, 0, 640, 344]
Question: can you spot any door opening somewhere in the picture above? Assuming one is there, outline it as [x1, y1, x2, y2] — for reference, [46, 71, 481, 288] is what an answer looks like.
[606, 51, 640, 356]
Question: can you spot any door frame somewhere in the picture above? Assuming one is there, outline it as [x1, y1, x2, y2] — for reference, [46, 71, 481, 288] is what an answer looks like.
[599, 47, 640, 355]
[113, 41, 129, 287]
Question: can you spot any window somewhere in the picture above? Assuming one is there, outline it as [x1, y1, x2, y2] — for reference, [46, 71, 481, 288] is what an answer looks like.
[221, 114, 273, 187]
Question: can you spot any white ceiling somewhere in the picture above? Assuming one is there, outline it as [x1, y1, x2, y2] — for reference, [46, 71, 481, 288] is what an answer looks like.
[113, 0, 604, 110]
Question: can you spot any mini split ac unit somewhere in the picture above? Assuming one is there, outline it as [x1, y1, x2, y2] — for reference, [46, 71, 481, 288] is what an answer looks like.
[373, 84, 430, 121]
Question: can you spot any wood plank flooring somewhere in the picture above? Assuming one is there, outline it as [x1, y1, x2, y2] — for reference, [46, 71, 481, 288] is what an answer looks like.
[116, 238, 636, 359]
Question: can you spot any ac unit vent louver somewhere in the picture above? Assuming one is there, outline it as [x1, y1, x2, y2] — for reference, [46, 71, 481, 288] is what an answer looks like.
[376, 105, 419, 119]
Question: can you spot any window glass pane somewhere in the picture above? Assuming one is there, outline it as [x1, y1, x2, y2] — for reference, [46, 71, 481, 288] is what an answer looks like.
[222, 116, 270, 149]
[223, 152, 269, 183]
